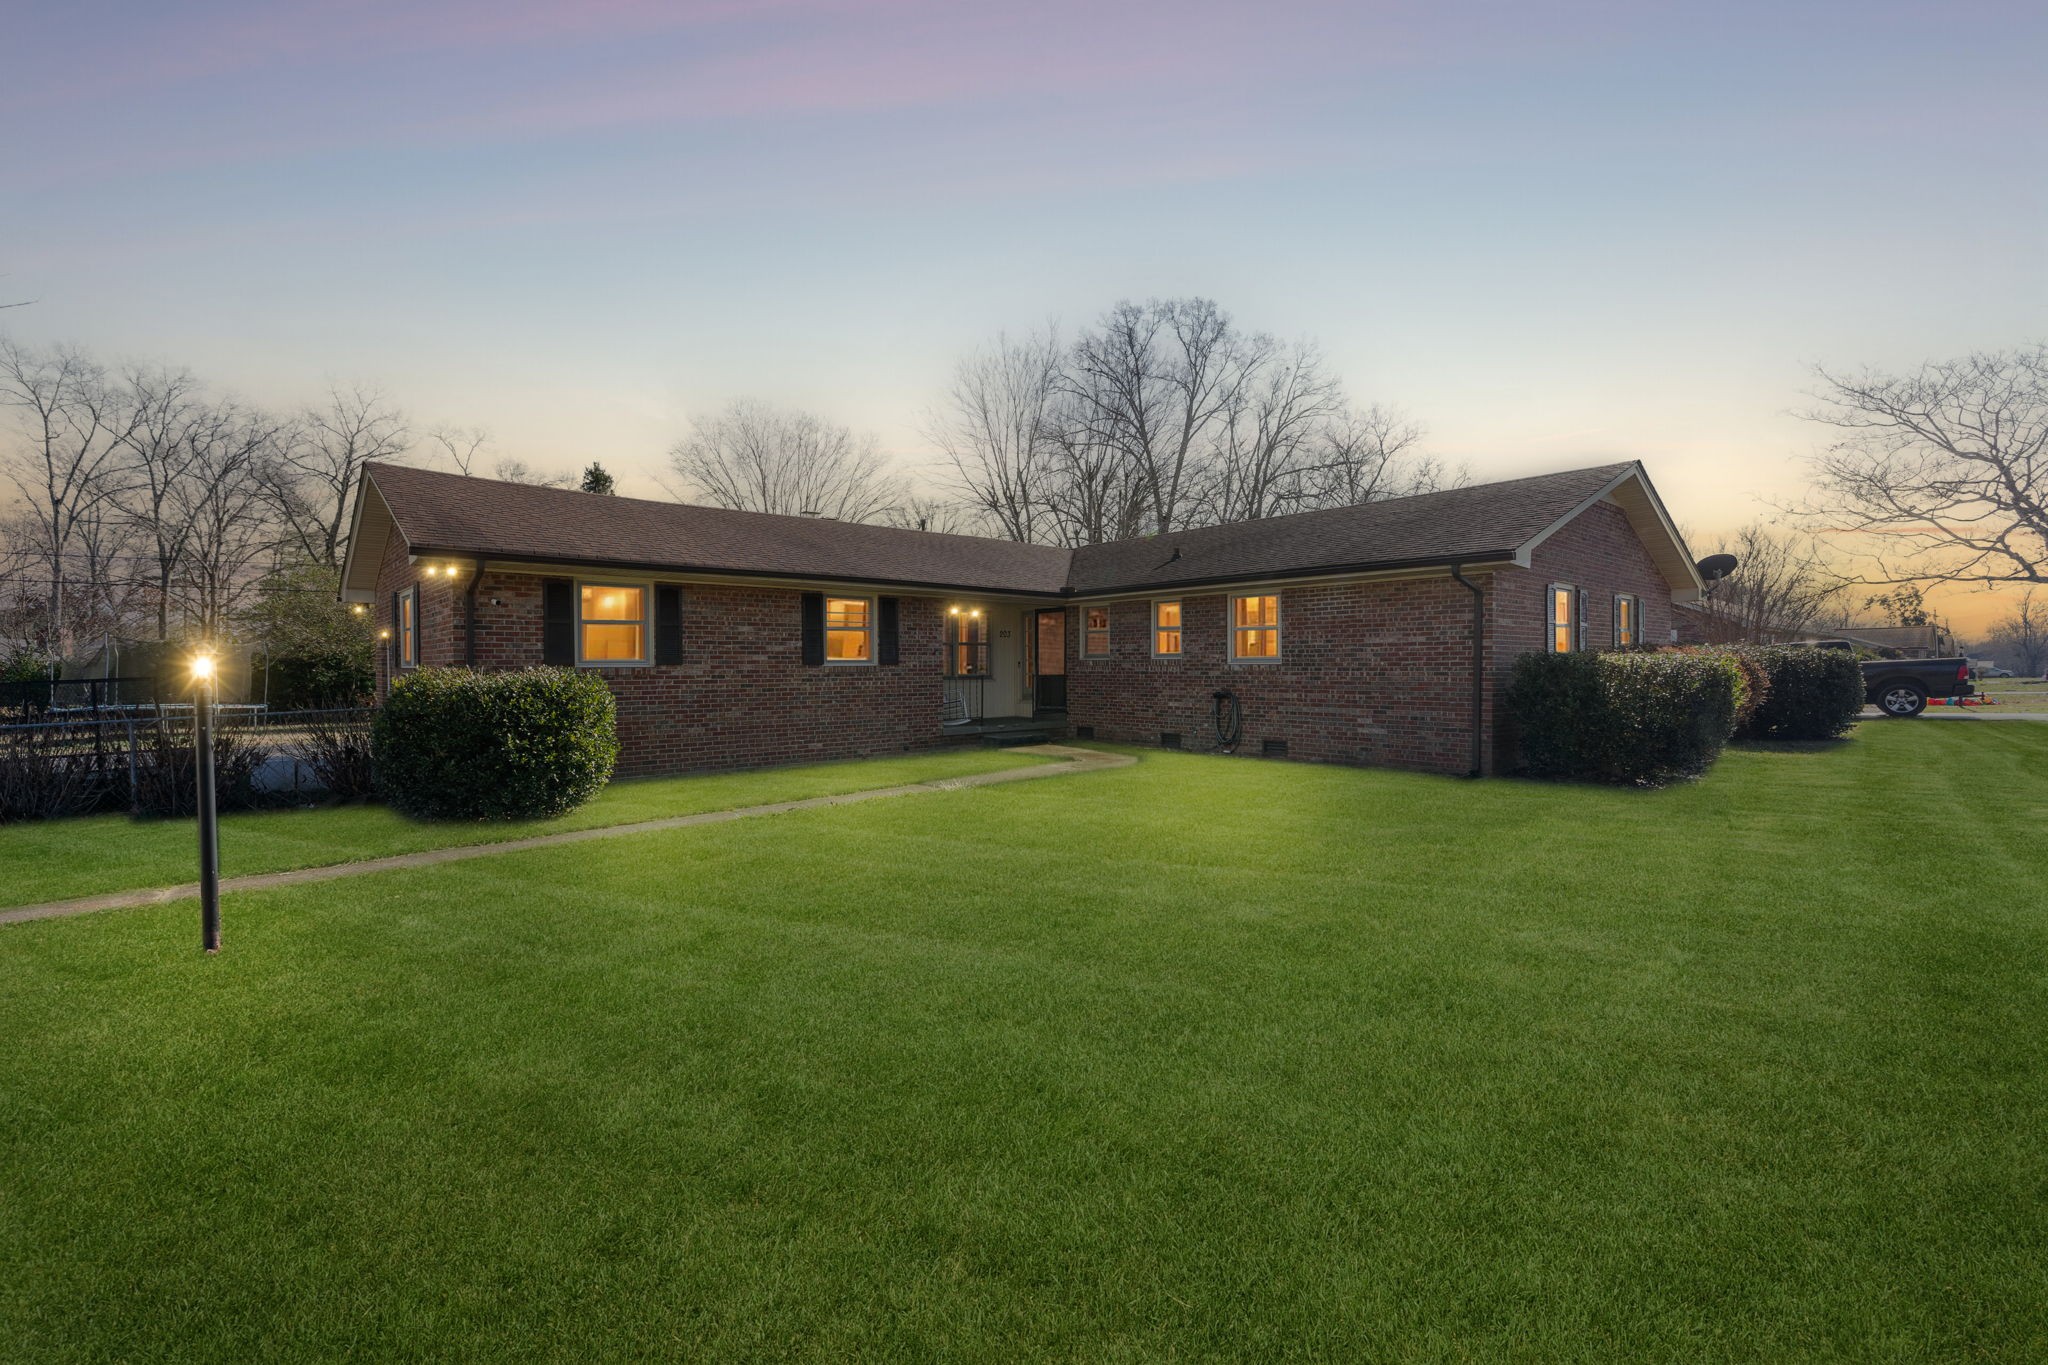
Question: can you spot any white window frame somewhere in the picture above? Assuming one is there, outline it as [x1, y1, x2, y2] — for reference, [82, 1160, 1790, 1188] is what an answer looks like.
[824, 594, 876, 667]
[1613, 592, 1641, 648]
[944, 607, 988, 678]
[1230, 592, 1283, 662]
[576, 579, 652, 667]
[1151, 599, 1183, 658]
[1083, 605, 1111, 658]
[1547, 583, 1582, 653]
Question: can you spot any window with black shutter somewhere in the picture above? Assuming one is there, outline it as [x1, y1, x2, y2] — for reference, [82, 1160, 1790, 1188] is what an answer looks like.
[654, 584, 683, 665]
[800, 592, 825, 665]
[877, 596, 900, 665]
[541, 578, 575, 665]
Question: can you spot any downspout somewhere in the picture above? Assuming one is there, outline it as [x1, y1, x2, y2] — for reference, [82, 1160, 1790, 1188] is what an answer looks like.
[464, 558, 486, 667]
[1450, 564, 1485, 778]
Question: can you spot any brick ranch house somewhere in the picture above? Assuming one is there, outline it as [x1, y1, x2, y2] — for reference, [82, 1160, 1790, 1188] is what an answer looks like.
[340, 461, 1703, 778]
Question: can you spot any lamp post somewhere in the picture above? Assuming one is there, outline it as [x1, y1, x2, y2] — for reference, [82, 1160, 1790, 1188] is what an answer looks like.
[192, 654, 221, 954]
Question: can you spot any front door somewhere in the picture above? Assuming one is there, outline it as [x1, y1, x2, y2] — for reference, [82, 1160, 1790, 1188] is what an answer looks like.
[1032, 609, 1067, 713]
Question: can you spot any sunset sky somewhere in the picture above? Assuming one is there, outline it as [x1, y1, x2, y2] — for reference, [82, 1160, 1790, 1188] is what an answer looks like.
[5, 0, 2043, 630]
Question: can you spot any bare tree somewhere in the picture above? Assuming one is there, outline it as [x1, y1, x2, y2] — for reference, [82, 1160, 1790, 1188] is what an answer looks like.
[1065, 299, 1253, 536]
[1980, 588, 2045, 676]
[1805, 347, 2048, 586]
[943, 299, 1434, 544]
[1037, 377, 1148, 547]
[668, 400, 903, 522]
[880, 494, 988, 536]
[426, 424, 492, 476]
[925, 328, 1062, 541]
[270, 382, 410, 569]
[1690, 521, 1847, 643]
[1201, 339, 1345, 522]
[0, 340, 142, 654]
[491, 456, 573, 488]
[175, 400, 282, 637]
[1304, 404, 1438, 507]
[111, 364, 207, 639]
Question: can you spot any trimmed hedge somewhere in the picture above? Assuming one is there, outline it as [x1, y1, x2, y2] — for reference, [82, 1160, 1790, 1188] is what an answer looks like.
[1738, 646, 1865, 741]
[373, 667, 618, 820]
[1507, 650, 1741, 785]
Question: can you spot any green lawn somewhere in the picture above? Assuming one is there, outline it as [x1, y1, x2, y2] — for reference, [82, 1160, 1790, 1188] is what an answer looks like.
[0, 748, 1041, 907]
[4, 724, 2045, 1361]
[1976, 676, 2048, 711]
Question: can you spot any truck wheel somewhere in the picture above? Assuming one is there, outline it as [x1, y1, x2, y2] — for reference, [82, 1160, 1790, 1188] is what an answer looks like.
[1878, 683, 1927, 718]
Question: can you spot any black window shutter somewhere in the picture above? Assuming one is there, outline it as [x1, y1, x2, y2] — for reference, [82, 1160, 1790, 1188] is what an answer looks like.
[389, 590, 401, 675]
[800, 592, 825, 665]
[877, 596, 900, 665]
[654, 584, 683, 665]
[541, 578, 575, 665]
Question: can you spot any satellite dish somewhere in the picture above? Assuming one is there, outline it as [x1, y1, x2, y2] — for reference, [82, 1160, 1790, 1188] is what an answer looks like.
[1697, 553, 1738, 582]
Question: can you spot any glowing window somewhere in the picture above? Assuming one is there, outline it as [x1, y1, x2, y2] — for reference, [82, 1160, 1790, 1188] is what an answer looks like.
[1084, 607, 1110, 658]
[826, 596, 872, 663]
[1232, 594, 1280, 659]
[398, 586, 418, 669]
[1614, 593, 1641, 647]
[1548, 584, 1580, 653]
[1153, 601, 1182, 657]
[946, 608, 988, 676]
[580, 583, 647, 663]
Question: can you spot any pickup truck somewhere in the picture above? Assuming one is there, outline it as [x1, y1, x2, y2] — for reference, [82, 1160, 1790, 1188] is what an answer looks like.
[1802, 641, 1975, 717]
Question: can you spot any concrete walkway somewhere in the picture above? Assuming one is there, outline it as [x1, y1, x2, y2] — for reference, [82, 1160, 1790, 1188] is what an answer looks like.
[0, 745, 1133, 929]
[1862, 708, 2048, 721]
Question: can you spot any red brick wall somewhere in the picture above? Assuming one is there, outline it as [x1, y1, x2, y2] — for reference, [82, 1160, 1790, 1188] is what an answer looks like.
[1064, 501, 1681, 777]
[368, 496, 1682, 780]
[1063, 578, 1489, 775]
[1489, 499, 1679, 770]
[374, 550, 949, 777]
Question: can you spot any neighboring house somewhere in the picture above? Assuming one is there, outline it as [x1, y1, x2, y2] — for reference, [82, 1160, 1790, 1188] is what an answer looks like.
[340, 461, 1702, 778]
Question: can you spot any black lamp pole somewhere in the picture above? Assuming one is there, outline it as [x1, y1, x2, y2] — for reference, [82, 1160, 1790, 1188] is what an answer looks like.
[195, 660, 221, 953]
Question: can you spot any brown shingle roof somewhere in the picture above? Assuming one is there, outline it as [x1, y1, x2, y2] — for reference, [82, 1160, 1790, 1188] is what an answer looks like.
[1064, 464, 1634, 593]
[363, 460, 1642, 597]
[366, 462, 1073, 594]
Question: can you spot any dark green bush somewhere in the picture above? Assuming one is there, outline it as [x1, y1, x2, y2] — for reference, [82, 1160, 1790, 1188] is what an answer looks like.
[1507, 650, 1740, 785]
[373, 667, 617, 820]
[1739, 647, 1865, 740]
[1663, 645, 1771, 735]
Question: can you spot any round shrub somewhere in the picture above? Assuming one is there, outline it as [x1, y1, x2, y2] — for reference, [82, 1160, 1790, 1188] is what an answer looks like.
[373, 667, 618, 820]
[1739, 647, 1865, 741]
[1664, 645, 1770, 735]
[1507, 649, 1740, 785]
